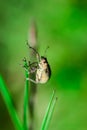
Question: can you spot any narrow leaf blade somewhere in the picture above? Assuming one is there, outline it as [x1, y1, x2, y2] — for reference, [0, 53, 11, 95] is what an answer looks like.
[0, 76, 23, 130]
[44, 97, 58, 130]
[23, 61, 29, 130]
[41, 90, 55, 130]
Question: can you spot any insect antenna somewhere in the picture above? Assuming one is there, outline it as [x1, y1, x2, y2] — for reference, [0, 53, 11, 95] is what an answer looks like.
[44, 46, 49, 57]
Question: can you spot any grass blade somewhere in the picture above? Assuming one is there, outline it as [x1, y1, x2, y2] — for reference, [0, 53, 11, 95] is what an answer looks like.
[0, 76, 23, 130]
[23, 60, 29, 130]
[41, 90, 55, 130]
[44, 97, 58, 130]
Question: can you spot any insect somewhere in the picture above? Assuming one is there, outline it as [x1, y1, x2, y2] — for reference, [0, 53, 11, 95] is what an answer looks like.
[23, 42, 51, 84]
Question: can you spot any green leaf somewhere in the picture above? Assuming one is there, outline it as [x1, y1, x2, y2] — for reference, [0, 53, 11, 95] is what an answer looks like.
[0, 76, 23, 130]
[41, 90, 57, 130]
[44, 97, 58, 130]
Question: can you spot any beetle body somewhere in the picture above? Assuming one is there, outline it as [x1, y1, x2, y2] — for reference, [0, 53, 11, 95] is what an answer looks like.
[36, 56, 51, 83]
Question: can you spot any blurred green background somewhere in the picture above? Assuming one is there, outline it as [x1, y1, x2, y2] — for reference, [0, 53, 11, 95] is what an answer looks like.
[0, 0, 87, 130]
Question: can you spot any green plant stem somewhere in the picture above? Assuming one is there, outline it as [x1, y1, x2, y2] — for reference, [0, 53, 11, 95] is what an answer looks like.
[23, 62, 29, 130]
[41, 90, 55, 130]
[0, 76, 23, 130]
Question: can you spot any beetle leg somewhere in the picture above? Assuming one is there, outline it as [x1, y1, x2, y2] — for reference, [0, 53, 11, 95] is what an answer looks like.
[29, 61, 38, 73]
[29, 61, 38, 66]
[26, 77, 38, 84]
[26, 41, 40, 61]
